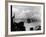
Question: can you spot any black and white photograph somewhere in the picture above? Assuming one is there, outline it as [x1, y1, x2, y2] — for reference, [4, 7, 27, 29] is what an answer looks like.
[8, 2, 44, 35]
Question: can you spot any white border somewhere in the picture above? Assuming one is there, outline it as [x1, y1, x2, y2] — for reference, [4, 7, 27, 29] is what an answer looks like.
[8, 2, 44, 35]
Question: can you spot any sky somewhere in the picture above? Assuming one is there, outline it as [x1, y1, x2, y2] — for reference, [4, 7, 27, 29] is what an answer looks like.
[12, 5, 41, 19]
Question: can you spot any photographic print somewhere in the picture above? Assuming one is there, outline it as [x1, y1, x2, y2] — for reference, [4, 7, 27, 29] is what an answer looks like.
[8, 2, 44, 35]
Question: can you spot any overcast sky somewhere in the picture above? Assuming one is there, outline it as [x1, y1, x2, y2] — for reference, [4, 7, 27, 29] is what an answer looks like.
[12, 5, 41, 19]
